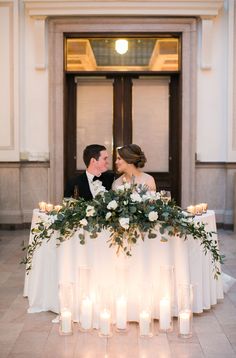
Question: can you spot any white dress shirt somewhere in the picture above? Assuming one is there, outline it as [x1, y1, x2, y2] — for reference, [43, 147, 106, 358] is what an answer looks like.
[86, 171, 101, 198]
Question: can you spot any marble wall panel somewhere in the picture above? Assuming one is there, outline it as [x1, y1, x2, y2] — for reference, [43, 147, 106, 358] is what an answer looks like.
[20, 164, 49, 222]
[195, 164, 235, 226]
[0, 163, 49, 224]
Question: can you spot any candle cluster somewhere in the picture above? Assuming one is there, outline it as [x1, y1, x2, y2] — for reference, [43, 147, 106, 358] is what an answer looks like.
[187, 203, 208, 215]
[58, 290, 194, 338]
[38, 201, 62, 213]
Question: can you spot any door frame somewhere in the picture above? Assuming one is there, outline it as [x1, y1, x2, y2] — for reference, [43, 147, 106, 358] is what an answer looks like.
[48, 16, 197, 208]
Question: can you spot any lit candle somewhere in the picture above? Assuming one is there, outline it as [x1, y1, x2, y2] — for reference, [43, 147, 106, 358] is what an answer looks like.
[195, 204, 203, 215]
[38, 201, 46, 212]
[159, 297, 171, 330]
[46, 203, 54, 212]
[179, 311, 190, 335]
[187, 205, 195, 215]
[116, 296, 127, 330]
[61, 310, 72, 334]
[100, 309, 111, 335]
[139, 310, 151, 336]
[200, 203, 208, 213]
[80, 297, 93, 330]
[54, 205, 62, 212]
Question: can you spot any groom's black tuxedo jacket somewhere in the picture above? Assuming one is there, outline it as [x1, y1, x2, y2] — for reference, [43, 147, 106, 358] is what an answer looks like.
[64, 171, 115, 201]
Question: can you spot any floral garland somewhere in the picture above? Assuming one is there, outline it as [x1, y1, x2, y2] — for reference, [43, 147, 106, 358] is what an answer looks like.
[22, 183, 223, 278]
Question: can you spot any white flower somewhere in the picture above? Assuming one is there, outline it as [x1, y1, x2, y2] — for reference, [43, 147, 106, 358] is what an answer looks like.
[119, 217, 129, 229]
[93, 180, 106, 197]
[106, 212, 112, 220]
[130, 192, 142, 203]
[86, 205, 95, 217]
[148, 211, 158, 222]
[107, 200, 118, 210]
[47, 214, 57, 225]
[79, 218, 88, 227]
[124, 183, 131, 190]
[142, 191, 160, 202]
[116, 185, 125, 191]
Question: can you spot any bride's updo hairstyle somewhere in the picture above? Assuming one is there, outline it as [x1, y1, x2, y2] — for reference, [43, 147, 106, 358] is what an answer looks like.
[118, 144, 147, 168]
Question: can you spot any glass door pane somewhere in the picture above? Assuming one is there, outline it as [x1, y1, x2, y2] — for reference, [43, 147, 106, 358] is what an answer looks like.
[132, 77, 170, 172]
[76, 78, 113, 170]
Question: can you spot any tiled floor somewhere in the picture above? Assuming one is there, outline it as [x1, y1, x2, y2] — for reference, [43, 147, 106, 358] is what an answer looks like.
[0, 229, 236, 357]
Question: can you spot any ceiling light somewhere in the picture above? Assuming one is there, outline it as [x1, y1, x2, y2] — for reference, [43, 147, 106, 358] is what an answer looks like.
[115, 39, 128, 55]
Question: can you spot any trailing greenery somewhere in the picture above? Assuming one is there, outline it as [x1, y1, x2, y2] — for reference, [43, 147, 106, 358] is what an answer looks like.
[21, 183, 223, 277]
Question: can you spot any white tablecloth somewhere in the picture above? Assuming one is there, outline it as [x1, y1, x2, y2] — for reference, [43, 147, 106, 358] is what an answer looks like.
[23, 209, 224, 320]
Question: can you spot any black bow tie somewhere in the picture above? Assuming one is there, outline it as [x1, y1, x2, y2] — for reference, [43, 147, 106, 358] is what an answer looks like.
[93, 176, 101, 181]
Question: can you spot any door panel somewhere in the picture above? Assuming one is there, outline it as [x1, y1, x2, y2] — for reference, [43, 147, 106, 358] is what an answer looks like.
[76, 78, 113, 170]
[132, 78, 169, 172]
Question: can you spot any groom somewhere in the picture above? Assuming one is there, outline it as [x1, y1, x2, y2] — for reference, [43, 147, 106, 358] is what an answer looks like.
[64, 144, 114, 200]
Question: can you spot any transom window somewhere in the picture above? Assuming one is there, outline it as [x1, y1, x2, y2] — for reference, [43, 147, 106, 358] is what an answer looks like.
[65, 37, 180, 72]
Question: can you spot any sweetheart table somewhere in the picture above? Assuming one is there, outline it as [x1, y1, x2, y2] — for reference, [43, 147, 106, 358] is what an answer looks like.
[23, 209, 224, 321]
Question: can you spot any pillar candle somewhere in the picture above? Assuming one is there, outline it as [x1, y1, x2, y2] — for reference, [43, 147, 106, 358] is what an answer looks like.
[139, 310, 151, 336]
[159, 297, 171, 330]
[100, 309, 111, 335]
[80, 297, 93, 330]
[61, 310, 72, 333]
[179, 311, 190, 335]
[116, 296, 127, 330]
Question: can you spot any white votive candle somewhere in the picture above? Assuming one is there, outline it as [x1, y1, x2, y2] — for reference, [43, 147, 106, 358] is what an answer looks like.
[201, 203, 208, 213]
[80, 297, 93, 330]
[116, 296, 127, 330]
[187, 205, 195, 215]
[159, 297, 171, 330]
[195, 204, 203, 215]
[46, 203, 54, 212]
[61, 310, 72, 333]
[38, 201, 46, 212]
[100, 309, 111, 335]
[139, 310, 151, 336]
[179, 311, 190, 335]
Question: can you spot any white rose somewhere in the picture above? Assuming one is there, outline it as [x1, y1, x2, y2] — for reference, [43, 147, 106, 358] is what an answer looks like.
[93, 180, 106, 197]
[130, 192, 142, 203]
[106, 212, 112, 220]
[148, 211, 158, 222]
[79, 218, 88, 227]
[116, 185, 125, 191]
[86, 205, 95, 217]
[107, 200, 118, 210]
[154, 192, 161, 200]
[47, 214, 57, 225]
[119, 217, 129, 230]
[124, 183, 131, 190]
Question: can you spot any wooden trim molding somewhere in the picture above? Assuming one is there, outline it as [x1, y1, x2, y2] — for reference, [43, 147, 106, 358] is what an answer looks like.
[196, 161, 236, 169]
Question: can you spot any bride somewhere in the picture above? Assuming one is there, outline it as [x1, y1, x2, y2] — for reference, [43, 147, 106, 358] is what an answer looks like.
[112, 144, 156, 191]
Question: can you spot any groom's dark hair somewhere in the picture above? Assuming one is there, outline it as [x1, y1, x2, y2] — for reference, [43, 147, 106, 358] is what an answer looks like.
[83, 144, 106, 167]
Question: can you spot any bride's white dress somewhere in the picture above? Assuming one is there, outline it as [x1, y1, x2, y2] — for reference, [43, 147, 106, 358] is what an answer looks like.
[112, 172, 156, 191]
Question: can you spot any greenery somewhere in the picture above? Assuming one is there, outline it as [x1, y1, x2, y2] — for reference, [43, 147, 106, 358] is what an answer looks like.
[22, 183, 223, 277]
